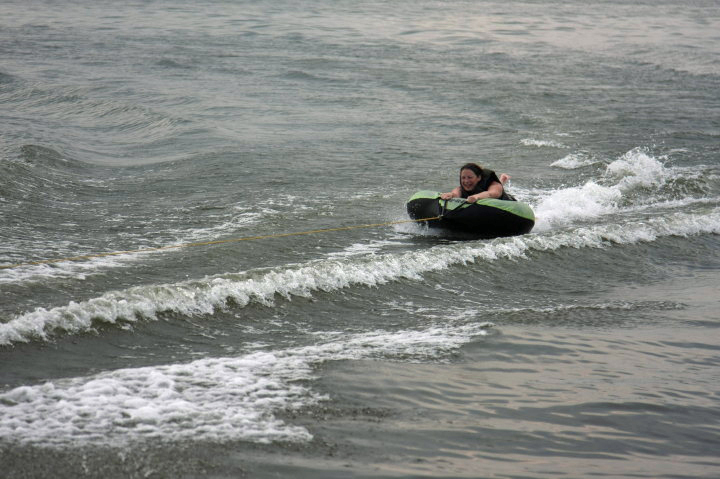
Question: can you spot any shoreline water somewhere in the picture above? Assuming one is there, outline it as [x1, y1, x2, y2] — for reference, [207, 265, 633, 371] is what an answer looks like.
[5, 316, 720, 478]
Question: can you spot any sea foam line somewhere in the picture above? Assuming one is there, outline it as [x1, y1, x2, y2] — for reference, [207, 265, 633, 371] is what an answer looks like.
[0, 323, 491, 447]
[1, 208, 718, 347]
[521, 138, 568, 148]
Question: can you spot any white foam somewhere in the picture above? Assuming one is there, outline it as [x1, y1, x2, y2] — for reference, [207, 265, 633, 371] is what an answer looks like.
[521, 138, 567, 148]
[0, 351, 316, 446]
[605, 147, 669, 190]
[325, 239, 401, 259]
[0, 323, 492, 447]
[533, 181, 622, 230]
[550, 153, 598, 169]
[0, 251, 151, 286]
[535, 148, 675, 230]
[173, 208, 269, 244]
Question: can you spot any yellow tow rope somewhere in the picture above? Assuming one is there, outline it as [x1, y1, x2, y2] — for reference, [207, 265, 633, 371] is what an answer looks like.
[0, 216, 441, 270]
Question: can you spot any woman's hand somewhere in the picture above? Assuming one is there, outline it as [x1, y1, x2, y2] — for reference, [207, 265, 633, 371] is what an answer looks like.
[466, 194, 482, 203]
[440, 192, 455, 200]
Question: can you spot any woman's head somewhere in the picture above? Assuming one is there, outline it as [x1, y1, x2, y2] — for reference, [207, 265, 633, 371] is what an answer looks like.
[459, 163, 483, 191]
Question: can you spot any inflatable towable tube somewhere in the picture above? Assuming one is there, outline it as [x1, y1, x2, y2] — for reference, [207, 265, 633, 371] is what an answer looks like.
[406, 190, 535, 239]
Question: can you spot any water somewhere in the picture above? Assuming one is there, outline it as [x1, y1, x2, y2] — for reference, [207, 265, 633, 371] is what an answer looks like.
[1, 0, 719, 477]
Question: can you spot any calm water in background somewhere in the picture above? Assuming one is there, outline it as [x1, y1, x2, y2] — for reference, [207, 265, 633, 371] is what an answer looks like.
[1, 0, 720, 477]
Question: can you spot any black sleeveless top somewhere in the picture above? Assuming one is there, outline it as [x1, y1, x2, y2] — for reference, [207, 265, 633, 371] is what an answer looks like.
[460, 168, 515, 201]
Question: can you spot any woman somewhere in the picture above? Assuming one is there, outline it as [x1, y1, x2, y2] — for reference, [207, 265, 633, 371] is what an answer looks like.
[440, 163, 513, 202]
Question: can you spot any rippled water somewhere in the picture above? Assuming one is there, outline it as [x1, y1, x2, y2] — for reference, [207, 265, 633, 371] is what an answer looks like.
[2, 0, 720, 477]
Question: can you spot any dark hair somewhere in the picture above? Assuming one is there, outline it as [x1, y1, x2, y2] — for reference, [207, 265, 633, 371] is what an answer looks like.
[459, 162, 483, 177]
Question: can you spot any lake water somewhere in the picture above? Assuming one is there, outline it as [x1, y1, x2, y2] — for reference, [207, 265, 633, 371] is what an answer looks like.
[1, 0, 719, 477]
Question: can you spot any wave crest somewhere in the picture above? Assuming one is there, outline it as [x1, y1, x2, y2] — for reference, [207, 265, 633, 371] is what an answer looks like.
[2, 207, 719, 347]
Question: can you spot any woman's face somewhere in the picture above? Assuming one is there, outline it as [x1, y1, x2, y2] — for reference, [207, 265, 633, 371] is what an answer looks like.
[460, 169, 480, 191]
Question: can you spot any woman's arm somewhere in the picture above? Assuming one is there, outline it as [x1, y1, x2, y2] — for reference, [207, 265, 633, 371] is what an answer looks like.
[440, 187, 461, 200]
[467, 181, 503, 202]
